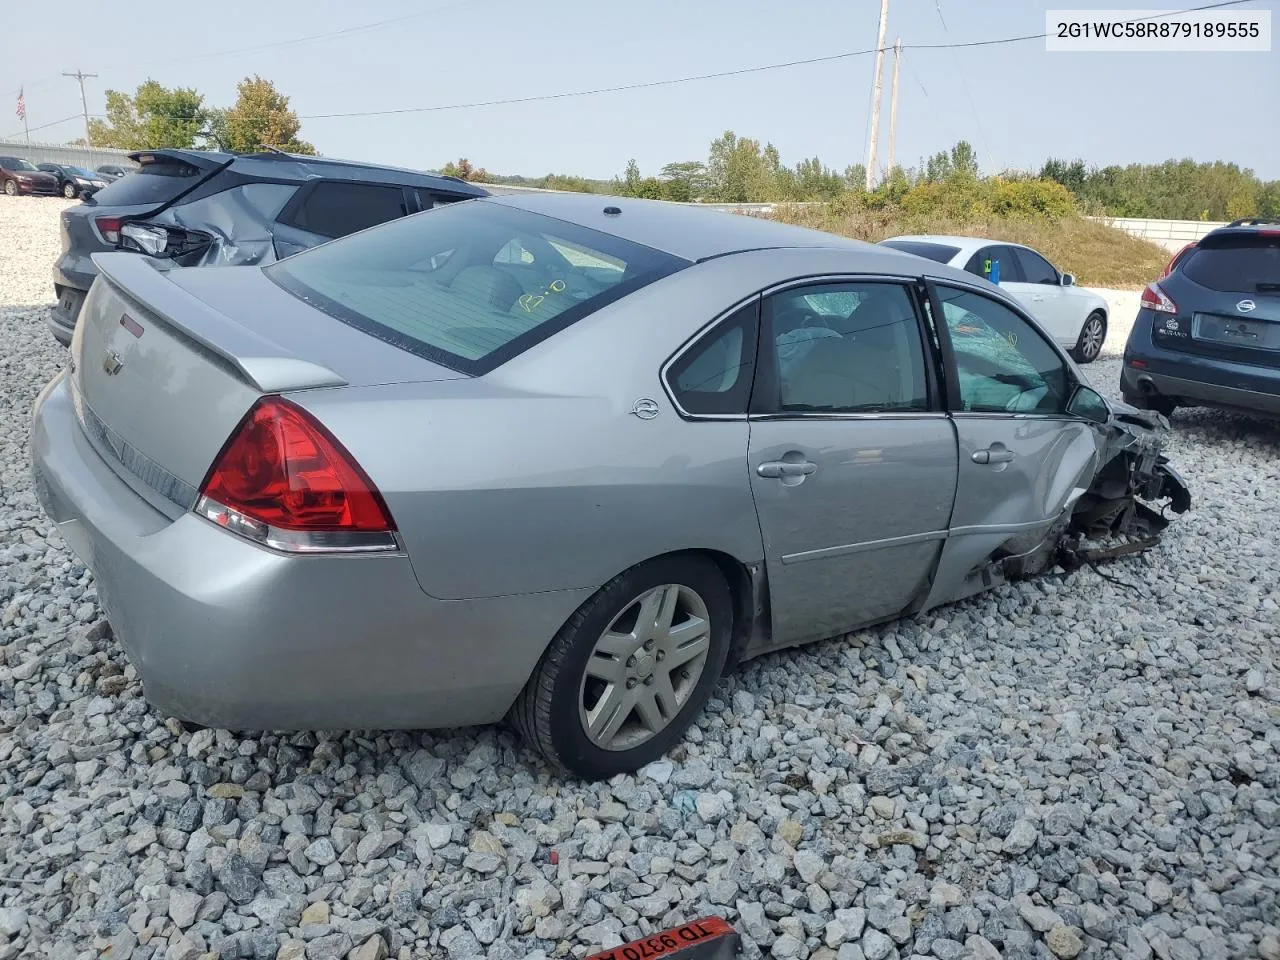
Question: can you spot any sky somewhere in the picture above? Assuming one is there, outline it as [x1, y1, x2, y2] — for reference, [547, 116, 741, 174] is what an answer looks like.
[2, 0, 1277, 180]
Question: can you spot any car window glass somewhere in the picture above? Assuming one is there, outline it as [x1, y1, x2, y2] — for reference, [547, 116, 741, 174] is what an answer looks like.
[936, 286, 1069, 414]
[91, 158, 203, 205]
[1183, 240, 1280, 292]
[667, 302, 758, 415]
[763, 282, 929, 413]
[265, 200, 687, 375]
[494, 239, 536, 265]
[1012, 247, 1059, 285]
[283, 182, 409, 239]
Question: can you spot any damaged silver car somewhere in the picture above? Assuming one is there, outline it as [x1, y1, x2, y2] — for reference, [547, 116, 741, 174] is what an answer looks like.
[48, 148, 487, 345]
[32, 195, 1188, 779]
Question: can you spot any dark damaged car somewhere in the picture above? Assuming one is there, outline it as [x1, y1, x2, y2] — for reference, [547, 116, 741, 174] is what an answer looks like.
[49, 149, 488, 345]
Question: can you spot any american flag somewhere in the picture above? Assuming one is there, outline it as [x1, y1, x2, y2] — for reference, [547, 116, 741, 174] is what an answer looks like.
[16, 88, 25, 122]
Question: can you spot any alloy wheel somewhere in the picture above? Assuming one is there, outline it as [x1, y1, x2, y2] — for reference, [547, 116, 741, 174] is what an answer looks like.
[578, 583, 712, 751]
[1080, 315, 1105, 360]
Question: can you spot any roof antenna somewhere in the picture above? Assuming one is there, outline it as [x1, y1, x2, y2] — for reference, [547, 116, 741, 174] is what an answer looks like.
[603, 205, 622, 216]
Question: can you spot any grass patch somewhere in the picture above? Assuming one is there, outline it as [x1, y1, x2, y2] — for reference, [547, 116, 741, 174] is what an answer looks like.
[768, 205, 1169, 289]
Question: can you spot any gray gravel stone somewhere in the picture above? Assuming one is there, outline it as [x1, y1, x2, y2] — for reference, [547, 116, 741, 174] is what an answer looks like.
[0, 230, 1271, 960]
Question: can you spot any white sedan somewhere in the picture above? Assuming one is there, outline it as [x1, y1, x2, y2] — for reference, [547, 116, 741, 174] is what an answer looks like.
[879, 235, 1109, 363]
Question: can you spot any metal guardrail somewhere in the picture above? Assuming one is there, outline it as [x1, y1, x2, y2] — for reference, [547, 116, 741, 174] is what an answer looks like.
[1085, 215, 1227, 252]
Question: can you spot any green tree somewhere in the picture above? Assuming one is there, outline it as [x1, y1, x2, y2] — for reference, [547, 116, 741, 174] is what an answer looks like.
[1039, 157, 1087, 194]
[87, 80, 207, 150]
[440, 158, 488, 181]
[949, 140, 979, 179]
[221, 76, 315, 155]
[660, 160, 711, 200]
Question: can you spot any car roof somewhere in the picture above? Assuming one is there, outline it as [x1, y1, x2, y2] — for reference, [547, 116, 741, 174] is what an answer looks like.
[484, 192, 873, 261]
[1203, 218, 1280, 241]
[882, 234, 1024, 258]
[124, 148, 488, 197]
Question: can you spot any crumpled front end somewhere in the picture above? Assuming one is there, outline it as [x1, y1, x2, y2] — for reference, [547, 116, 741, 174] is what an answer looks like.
[1060, 401, 1191, 568]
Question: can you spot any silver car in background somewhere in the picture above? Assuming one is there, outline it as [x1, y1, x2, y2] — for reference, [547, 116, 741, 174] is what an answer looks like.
[30, 194, 1189, 779]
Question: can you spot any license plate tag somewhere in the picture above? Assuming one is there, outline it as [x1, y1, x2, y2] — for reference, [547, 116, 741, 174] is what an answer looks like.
[584, 918, 738, 960]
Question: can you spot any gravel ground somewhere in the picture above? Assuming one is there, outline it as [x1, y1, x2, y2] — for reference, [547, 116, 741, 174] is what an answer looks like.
[0, 195, 1277, 960]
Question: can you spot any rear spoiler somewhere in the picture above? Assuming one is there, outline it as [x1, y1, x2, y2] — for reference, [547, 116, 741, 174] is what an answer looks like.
[90, 253, 347, 393]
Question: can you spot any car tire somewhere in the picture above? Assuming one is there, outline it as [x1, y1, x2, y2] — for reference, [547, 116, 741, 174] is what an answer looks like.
[512, 554, 734, 780]
[2, 180, 15, 197]
[1070, 310, 1107, 363]
[62, 182, 77, 199]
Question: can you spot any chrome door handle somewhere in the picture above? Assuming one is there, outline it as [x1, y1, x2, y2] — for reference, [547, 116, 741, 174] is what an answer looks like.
[757, 460, 817, 479]
[972, 446, 1015, 465]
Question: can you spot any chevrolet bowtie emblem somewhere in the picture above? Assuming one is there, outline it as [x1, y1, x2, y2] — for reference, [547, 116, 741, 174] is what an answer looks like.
[103, 351, 124, 376]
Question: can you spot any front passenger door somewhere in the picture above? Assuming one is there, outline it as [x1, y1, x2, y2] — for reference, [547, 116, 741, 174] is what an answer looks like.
[747, 280, 958, 646]
[923, 283, 1099, 607]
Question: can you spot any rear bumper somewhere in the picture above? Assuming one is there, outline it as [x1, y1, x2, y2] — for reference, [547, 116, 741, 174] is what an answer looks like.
[1122, 309, 1280, 417]
[31, 373, 588, 731]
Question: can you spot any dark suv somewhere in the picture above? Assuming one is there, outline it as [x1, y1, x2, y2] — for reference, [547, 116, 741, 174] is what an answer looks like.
[50, 148, 488, 345]
[1122, 218, 1280, 419]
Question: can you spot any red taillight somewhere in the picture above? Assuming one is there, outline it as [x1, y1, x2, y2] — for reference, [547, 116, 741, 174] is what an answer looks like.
[95, 216, 122, 244]
[1140, 282, 1177, 315]
[196, 398, 396, 553]
[1160, 242, 1194, 278]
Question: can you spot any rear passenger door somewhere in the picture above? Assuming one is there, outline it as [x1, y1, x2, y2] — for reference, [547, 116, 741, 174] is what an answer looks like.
[746, 279, 958, 646]
[271, 180, 417, 259]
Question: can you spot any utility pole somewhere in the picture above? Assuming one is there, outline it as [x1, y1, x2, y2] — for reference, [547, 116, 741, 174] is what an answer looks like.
[63, 70, 98, 146]
[886, 38, 903, 178]
[865, 0, 891, 191]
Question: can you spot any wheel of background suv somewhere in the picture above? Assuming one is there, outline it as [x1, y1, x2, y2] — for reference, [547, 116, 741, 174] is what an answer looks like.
[62, 182, 77, 199]
[3, 180, 15, 196]
[512, 555, 733, 780]
[1071, 310, 1107, 363]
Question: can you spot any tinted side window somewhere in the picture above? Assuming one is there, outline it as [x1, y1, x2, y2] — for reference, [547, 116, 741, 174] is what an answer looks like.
[667, 301, 759, 416]
[964, 246, 999, 280]
[283, 182, 410, 239]
[761, 282, 929, 414]
[936, 286, 1069, 414]
[1012, 247, 1059, 285]
[964, 246, 1024, 283]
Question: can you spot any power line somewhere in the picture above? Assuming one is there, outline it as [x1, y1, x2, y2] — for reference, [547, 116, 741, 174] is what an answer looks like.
[0, 114, 81, 142]
[56, 0, 1256, 127]
[931, 0, 996, 172]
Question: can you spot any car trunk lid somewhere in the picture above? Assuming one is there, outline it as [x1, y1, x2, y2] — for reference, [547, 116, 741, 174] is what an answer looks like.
[70, 253, 464, 514]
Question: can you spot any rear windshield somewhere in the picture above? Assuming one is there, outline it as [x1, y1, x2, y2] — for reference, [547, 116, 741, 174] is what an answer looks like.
[1182, 234, 1280, 292]
[879, 239, 961, 264]
[265, 201, 689, 375]
[91, 156, 209, 206]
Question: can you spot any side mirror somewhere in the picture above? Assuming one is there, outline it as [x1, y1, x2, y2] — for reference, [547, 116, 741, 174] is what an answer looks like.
[1068, 384, 1110, 424]
[1061, 273, 1075, 287]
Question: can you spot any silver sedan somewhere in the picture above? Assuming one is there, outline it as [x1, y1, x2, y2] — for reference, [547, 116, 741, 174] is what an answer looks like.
[30, 193, 1190, 779]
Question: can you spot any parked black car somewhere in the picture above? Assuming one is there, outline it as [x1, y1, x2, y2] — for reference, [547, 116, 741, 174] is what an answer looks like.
[1122, 218, 1280, 419]
[1, 156, 59, 196]
[51, 148, 489, 345]
[37, 163, 109, 199]
[95, 164, 134, 182]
